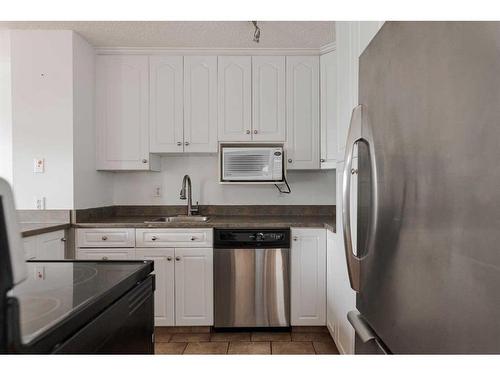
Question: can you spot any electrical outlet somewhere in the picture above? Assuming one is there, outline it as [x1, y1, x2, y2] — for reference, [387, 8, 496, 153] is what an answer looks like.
[153, 185, 162, 198]
[35, 197, 46, 210]
[33, 158, 45, 173]
[34, 265, 45, 280]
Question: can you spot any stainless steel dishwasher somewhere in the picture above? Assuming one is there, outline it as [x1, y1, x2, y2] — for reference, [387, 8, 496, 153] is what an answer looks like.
[213, 228, 290, 328]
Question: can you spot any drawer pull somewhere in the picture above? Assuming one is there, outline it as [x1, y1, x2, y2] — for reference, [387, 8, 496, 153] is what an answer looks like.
[102, 256, 109, 260]
[167, 256, 173, 261]
[191, 236, 196, 241]
[102, 236, 108, 241]
[151, 236, 158, 241]
[175, 256, 181, 261]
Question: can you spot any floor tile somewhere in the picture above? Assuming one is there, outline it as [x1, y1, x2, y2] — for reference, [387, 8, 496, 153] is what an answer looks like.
[251, 332, 291, 342]
[313, 341, 340, 354]
[154, 329, 172, 343]
[211, 332, 251, 342]
[169, 333, 211, 343]
[292, 332, 333, 342]
[228, 341, 271, 355]
[155, 342, 187, 354]
[272, 341, 315, 355]
[183, 342, 229, 355]
[292, 326, 329, 333]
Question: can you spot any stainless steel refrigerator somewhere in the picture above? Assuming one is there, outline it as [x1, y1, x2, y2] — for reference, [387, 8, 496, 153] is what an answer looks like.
[343, 22, 500, 354]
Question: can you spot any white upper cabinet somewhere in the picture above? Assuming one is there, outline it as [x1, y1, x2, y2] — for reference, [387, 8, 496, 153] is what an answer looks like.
[291, 228, 326, 326]
[252, 56, 286, 142]
[286, 56, 320, 170]
[320, 50, 338, 169]
[336, 21, 384, 162]
[96, 55, 159, 170]
[184, 56, 218, 152]
[218, 56, 252, 141]
[149, 56, 184, 153]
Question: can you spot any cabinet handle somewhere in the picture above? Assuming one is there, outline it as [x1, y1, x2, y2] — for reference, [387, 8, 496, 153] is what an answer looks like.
[102, 256, 109, 260]
[288, 159, 293, 163]
[142, 159, 148, 164]
[60, 238, 67, 242]
[190, 236, 196, 241]
[293, 236, 298, 241]
[167, 256, 173, 261]
[177, 141, 182, 146]
[246, 130, 251, 134]
[151, 236, 157, 241]
[351, 168, 358, 175]
[175, 256, 181, 261]
[185, 141, 190, 146]
[253, 130, 258, 134]
[320, 158, 325, 163]
[102, 236, 108, 241]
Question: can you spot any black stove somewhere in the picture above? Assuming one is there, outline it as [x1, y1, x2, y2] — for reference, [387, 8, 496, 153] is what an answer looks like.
[0, 178, 155, 354]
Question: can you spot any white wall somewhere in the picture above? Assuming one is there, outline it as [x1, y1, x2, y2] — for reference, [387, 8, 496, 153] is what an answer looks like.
[0, 31, 12, 185]
[72, 32, 113, 209]
[113, 155, 336, 205]
[11, 30, 74, 209]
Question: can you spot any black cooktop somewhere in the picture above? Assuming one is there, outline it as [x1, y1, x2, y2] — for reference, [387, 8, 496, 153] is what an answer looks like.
[8, 260, 153, 350]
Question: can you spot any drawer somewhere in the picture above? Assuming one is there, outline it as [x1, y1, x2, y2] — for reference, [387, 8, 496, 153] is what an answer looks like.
[76, 248, 136, 260]
[77, 228, 135, 248]
[136, 228, 213, 248]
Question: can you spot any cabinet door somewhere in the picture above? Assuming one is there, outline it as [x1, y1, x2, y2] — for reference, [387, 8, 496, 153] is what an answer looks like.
[291, 228, 326, 326]
[174, 247, 213, 326]
[136, 248, 175, 326]
[218, 56, 252, 141]
[96, 55, 156, 170]
[149, 56, 184, 153]
[23, 236, 37, 260]
[36, 230, 65, 260]
[252, 56, 286, 141]
[286, 56, 320, 169]
[184, 56, 218, 153]
[320, 51, 338, 169]
[76, 248, 136, 260]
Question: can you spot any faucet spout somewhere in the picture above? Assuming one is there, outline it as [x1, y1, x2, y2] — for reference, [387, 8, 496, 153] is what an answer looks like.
[180, 175, 193, 216]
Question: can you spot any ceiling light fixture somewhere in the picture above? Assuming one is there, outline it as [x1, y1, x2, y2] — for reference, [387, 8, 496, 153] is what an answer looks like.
[252, 21, 261, 43]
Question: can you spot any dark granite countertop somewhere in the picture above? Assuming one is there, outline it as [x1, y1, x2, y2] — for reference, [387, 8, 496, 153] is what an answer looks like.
[74, 215, 336, 232]
[20, 223, 71, 238]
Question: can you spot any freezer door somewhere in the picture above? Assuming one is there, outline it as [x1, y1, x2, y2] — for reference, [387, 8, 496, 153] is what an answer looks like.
[355, 22, 500, 353]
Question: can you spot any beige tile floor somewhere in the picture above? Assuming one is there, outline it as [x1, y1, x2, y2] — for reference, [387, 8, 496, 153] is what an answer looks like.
[154, 326, 339, 355]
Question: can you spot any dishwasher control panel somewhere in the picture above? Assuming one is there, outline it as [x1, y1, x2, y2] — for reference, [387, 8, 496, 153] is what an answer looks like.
[214, 229, 290, 248]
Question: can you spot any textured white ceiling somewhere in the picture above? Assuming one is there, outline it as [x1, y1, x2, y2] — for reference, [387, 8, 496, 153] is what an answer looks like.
[0, 21, 335, 48]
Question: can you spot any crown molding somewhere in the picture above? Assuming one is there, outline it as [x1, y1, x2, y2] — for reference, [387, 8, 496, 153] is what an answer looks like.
[95, 47, 322, 56]
[319, 42, 336, 55]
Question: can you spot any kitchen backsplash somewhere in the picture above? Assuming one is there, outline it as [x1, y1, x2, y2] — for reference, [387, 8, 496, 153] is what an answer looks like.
[111, 155, 336, 206]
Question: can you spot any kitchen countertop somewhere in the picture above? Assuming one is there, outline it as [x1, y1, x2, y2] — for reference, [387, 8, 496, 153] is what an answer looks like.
[74, 215, 336, 232]
[20, 223, 71, 238]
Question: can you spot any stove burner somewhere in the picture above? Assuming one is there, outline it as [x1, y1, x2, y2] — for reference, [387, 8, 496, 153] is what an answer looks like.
[73, 265, 98, 286]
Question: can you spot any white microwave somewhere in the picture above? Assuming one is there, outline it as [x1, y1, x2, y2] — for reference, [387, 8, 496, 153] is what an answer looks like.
[219, 144, 285, 183]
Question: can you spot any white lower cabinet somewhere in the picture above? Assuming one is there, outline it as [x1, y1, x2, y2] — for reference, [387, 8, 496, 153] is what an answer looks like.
[291, 228, 326, 326]
[174, 248, 213, 326]
[23, 230, 66, 260]
[136, 248, 176, 326]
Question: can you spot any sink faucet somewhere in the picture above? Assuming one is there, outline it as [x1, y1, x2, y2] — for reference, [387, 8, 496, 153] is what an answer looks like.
[179, 175, 199, 216]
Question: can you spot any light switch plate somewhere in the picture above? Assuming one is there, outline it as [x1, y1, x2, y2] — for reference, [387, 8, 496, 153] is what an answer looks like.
[33, 158, 45, 173]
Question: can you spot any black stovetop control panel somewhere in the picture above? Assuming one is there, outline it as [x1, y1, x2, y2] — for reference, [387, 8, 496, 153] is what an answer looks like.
[214, 228, 290, 248]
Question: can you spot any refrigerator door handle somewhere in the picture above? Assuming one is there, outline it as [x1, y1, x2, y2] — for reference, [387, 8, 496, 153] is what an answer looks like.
[348, 311, 389, 354]
[343, 105, 379, 293]
[343, 106, 363, 292]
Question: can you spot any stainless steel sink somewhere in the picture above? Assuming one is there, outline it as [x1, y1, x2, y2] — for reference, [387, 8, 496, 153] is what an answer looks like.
[144, 215, 210, 224]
